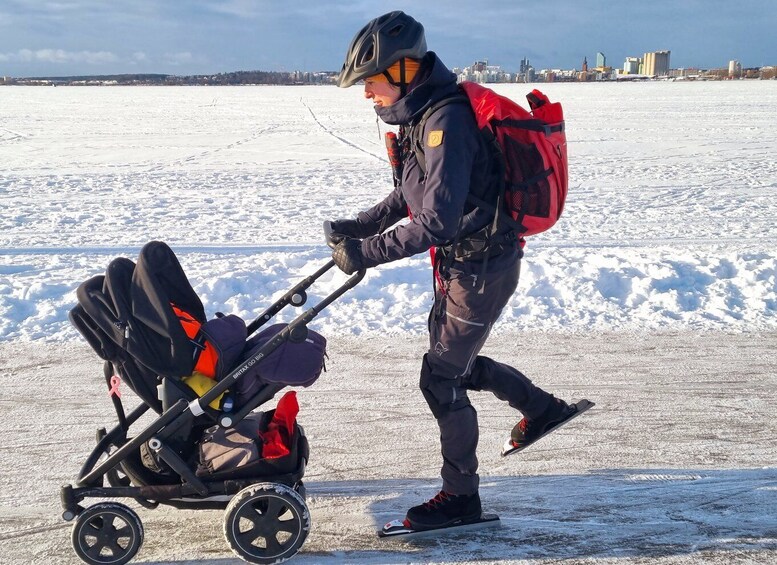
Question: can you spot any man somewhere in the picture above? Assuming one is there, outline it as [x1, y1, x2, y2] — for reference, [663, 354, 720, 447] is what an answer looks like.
[327, 11, 576, 530]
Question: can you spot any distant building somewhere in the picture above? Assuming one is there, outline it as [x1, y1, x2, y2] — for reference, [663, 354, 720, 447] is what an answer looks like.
[729, 60, 742, 79]
[457, 59, 514, 83]
[643, 50, 671, 76]
[538, 68, 578, 82]
[596, 52, 606, 68]
[623, 57, 641, 74]
[668, 68, 702, 80]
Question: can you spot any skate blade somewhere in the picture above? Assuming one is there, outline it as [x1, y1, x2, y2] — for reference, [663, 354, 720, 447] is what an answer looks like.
[501, 399, 595, 457]
[378, 514, 500, 539]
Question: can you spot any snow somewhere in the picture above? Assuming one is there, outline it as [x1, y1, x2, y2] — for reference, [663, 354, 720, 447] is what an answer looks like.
[2, 81, 776, 339]
[0, 81, 776, 563]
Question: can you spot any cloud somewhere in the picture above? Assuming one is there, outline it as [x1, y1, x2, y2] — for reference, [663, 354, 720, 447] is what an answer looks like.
[200, 0, 374, 23]
[1, 1, 772, 74]
[164, 51, 195, 65]
[0, 49, 119, 64]
[202, 0, 260, 19]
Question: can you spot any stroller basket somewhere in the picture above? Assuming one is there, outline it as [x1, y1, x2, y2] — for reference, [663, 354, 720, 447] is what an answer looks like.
[61, 241, 364, 565]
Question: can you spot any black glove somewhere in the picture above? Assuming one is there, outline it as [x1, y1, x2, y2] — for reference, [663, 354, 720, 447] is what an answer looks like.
[330, 219, 361, 237]
[331, 238, 365, 275]
[324, 219, 361, 249]
[324, 220, 344, 249]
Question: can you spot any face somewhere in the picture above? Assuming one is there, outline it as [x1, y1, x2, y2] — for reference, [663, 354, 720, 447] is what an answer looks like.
[364, 78, 401, 107]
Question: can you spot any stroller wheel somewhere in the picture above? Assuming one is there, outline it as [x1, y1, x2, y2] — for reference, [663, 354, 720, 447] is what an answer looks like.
[71, 502, 144, 565]
[224, 482, 310, 564]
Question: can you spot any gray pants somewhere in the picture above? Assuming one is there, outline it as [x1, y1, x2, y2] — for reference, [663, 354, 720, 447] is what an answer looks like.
[421, 252, 555, 495]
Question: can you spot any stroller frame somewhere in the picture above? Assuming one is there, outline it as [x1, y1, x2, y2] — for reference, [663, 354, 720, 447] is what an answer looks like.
[61, 259, 364, 564]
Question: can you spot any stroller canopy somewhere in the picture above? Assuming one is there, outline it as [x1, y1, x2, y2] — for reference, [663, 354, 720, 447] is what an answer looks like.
[71, 241, 209, 408]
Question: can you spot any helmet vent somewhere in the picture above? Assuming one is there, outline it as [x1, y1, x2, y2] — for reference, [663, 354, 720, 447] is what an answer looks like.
[387, 24, 404, 37]
[361, 45, 375, 64]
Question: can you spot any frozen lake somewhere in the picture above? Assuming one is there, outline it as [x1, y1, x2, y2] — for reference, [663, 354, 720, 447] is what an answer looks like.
[0, 82, 776, 563]
[1, 81, 776, 339]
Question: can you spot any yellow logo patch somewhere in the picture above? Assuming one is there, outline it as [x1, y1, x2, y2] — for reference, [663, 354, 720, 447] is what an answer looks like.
[428, 130, 444, 147]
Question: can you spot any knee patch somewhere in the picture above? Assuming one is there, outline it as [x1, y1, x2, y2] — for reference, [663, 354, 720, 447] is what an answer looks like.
[463, 355, 494, 392]
[420, 354, 471, 419]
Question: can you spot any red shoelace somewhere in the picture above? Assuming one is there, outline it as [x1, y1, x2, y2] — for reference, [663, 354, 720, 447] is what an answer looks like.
[423, 491, 452, 509]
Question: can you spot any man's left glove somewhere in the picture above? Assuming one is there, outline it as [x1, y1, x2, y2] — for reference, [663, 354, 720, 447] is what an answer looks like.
[331, 237, 364, 275]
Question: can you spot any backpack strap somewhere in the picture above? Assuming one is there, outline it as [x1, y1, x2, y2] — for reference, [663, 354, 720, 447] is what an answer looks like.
[409, 92, 472, 288]
[412, 92, 512, 293]
[412, 90, 508, 227]
[466, 193, 526, 233]
[412, 92, 471, 177]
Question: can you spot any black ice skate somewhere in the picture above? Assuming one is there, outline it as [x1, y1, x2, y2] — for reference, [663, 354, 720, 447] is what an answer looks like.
[501, 398, 595, 457]
[379, 491, 499, 538]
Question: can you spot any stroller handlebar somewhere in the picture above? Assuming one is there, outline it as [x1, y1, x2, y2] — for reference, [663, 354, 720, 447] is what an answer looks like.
[198, 259, 365, 425]
[305, 260, 365, 316]
[246, 259, 364, 335]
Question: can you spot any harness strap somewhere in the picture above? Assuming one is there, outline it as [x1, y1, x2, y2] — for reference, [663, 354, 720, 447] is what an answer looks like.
[466, 193, 526, 233]
[492, 117, 565, 135]
[412, 91, 502, 292]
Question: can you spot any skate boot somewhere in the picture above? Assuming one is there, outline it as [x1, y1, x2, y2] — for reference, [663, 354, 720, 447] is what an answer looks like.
[405, 490, 482, 530]
[510, 397, 576, 449]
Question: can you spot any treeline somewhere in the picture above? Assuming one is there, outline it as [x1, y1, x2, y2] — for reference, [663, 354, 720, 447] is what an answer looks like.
[4, 70, 338, 86]
[173, 71, 336, 85]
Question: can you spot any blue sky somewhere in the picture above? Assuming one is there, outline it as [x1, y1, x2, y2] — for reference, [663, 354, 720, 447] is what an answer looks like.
[0, 0, 774, 77]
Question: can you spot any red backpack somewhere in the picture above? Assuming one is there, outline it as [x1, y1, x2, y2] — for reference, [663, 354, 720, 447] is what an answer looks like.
[413, 81, 568, 240]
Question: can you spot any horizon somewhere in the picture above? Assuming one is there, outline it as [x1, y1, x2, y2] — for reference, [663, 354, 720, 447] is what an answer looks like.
[3, 58, 773, 82]
[1, 1, 775, 77]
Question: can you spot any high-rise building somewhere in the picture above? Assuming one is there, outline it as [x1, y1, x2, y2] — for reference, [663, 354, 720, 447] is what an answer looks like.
[596, 52, 606, 68]
[623, 57, 641, 74]
[643, 50, 671, 76]
[520, 57, 530, 74]
[729, 60, 742, 78]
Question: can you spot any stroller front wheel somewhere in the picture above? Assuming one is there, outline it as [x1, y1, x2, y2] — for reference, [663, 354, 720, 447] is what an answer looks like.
[71, 502, 144, 565]
[224, 482, 310, 564]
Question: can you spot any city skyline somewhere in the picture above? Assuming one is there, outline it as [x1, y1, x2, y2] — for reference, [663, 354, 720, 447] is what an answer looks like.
[1, 1, 775, 77]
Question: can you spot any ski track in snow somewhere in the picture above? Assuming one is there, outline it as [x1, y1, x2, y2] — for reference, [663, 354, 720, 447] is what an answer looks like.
[301, 96, 386, 163]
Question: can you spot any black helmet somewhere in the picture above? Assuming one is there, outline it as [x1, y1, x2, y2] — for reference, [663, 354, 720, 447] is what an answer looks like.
[336, 11, 427, 88]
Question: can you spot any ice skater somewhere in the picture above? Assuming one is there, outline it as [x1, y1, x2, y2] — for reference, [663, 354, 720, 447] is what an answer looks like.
[325, 11, 589, 533]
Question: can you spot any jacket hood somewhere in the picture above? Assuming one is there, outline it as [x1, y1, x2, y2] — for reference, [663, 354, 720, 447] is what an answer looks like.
[375, 52, 459, 126]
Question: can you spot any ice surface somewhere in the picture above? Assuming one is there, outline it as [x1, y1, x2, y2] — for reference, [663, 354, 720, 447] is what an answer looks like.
[0, 333, 775, 563]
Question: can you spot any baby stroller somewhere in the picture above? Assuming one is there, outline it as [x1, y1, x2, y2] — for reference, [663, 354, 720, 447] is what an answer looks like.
[60, 241, 364, 564]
